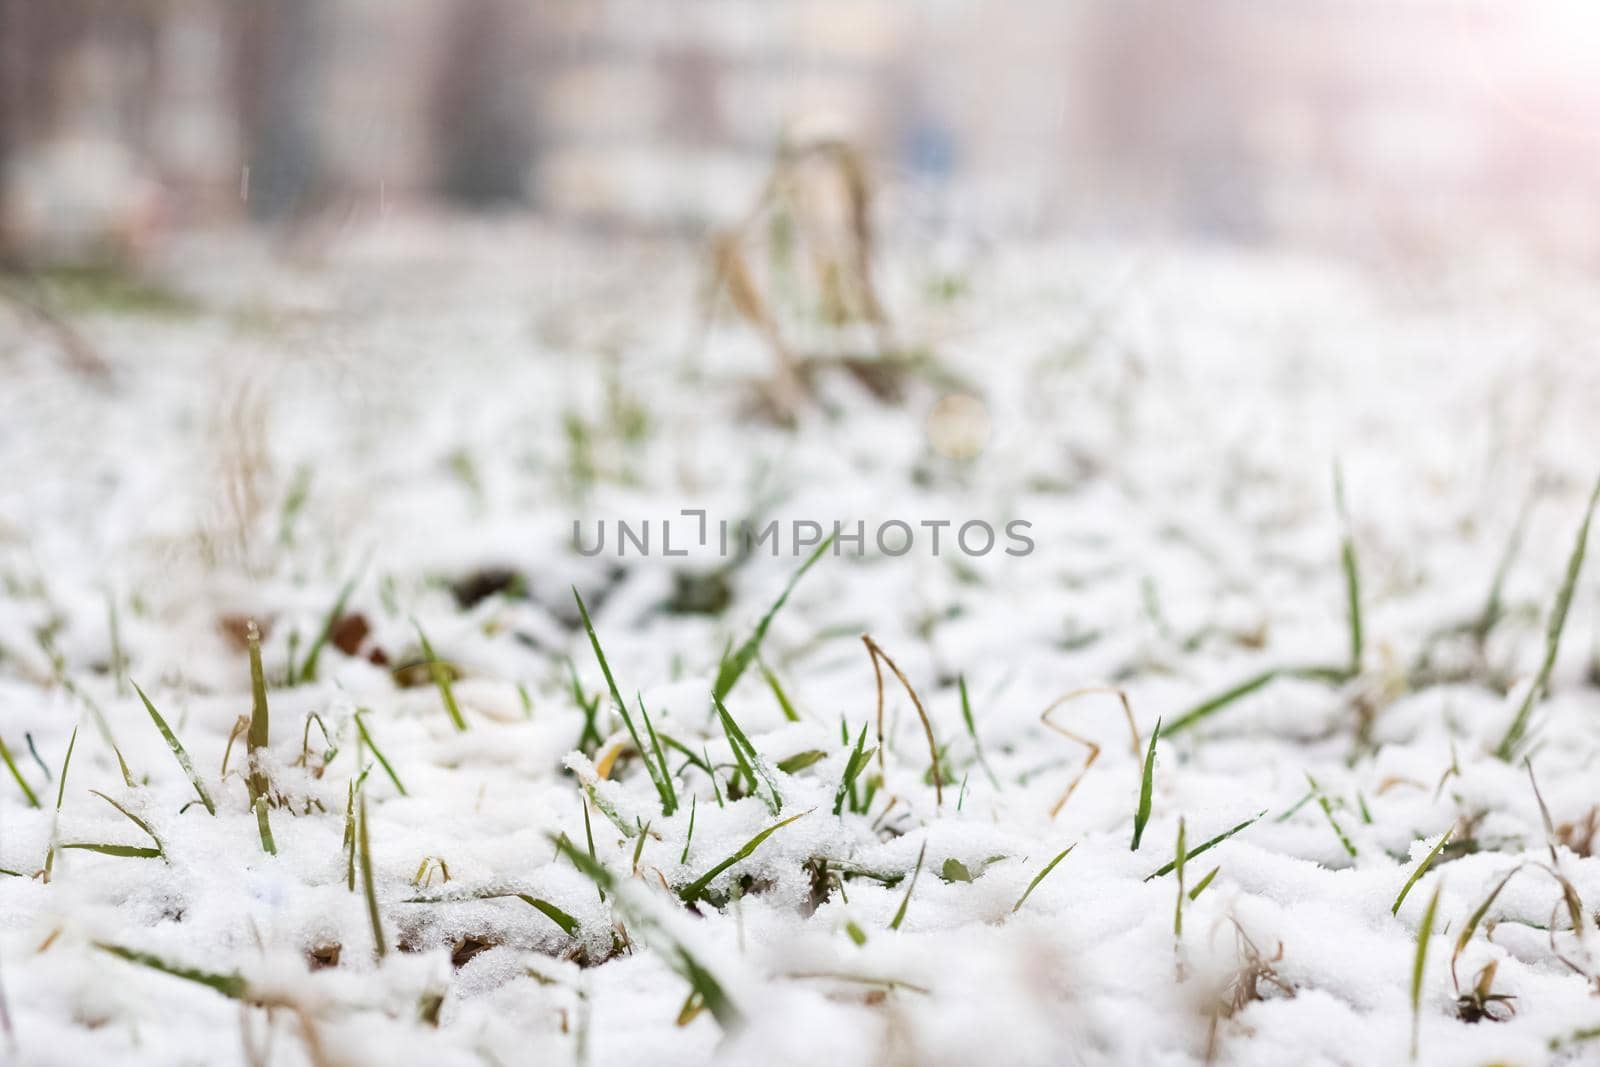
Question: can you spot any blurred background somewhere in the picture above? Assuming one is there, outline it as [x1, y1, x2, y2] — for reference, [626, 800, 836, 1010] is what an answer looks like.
[6, 0, 1600, 268]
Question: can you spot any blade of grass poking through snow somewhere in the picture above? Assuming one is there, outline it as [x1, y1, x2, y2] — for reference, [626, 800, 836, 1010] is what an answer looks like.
[0, 738, 39, 809]
[516, 895, 580, 937]
[678, 811, 807, 904]
[712, 533, 834, 702]
[1450, 867, 1519, 989]
[1392, 829, 1452, 915]
[1188, 865, 1220, 901]
[712, 695, 780, 813]
[1162, 669, 1280, 737]
[1012, 843, 1076, 913]
[133, 682, 214, 815]
[343, 781, 356, 891]
[1495, 476, 1600, 760]
[1334, 463, 1363, 676]
[1144, 811, 1264, 880]
[1173, 817, 1188, 937]
[890, 842, 927, 931]
[1130, 718, 1160, 850]
[42, 726, 78, 881]
[1411, 881, 1443, 1061]
[94, 943, 251, 1001]
[636, 697, 678, 813]
[759, 659, 801, 722]
[245, 623, 275, 855]
[354, 709, 407, 796]
[413, 620, 468, 732]
[834, 723, 871, 815]
[572, 589, 675, 814]
[1306, 773, 1357, 858]
[680, 794, 697, 864]
[959, 675, 1000, 789]
[359, 787, 386, 958]
[297, 570, 360, 683]
[62, 790, 165, 860]
[551, 835, 742, 1030]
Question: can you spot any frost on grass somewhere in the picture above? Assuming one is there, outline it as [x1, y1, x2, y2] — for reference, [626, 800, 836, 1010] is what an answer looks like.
[1, 229, 1600, 1065]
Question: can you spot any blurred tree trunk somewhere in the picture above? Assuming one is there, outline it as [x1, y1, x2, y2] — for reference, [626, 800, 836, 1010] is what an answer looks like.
[230, 0, 321, 223]
[428, 0, 533, 206]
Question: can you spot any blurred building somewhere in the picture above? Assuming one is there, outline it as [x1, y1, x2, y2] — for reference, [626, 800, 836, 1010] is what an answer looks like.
[4, 0, 1600, 262]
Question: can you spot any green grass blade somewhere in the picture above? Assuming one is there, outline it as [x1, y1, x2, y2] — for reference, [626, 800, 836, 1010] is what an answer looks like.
[86, 789, 164, 859]
[1162, 669, 1280, 737]
[133, 682, 214, 815]
[958, 675, 1000, 790]
[245, 625, 275, 854]
[297, 571, 359, 683]
[759, 659, 801, 722]
[1011, 843, 1076, 913]
[1130, 717, 1160, 851]
[359, 788, 386, 958]
[1173, 817, 1188, 937]
[678, 811, 807, 904]
[1411, 881, 1444, 1060]
[1392, 829, 1451, 915]
[95, 942, 250, 1000]
[572, 590, 674, 812]
[1335, 463, 1363, 674]
[637, 697, 678, 814]
[43, 725, 79, 880]
[414, 621, 468, 732]
[1307, 773, 1358, 859]
[890, 842, 926, 931]
[1188, 865, 1220, 901]
[1144, 811, 1263, 880]
[833, 723, 870, 815]
[712, 534, 834, 702]
[0, 737, 39, 808]
[1450, 867, 1518, 988]
[516, 894, 580, 937]
[353, 709, 407, 796]
[1495, 476, 1600, 760]
[712, 695, 781, 813]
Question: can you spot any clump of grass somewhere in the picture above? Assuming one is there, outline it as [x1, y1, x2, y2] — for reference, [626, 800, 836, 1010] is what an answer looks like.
[862, 635, 942, 807]
[678, 811, 807, 905]
[1011, 843, 1076, 913]
[1495, 476, 1600, 760]
[553, 835, 742, 1030]
[1392, 829, 1452, 915]
[1130, 718, 1160, 851]
[834, 723, 874, 816]
[573, 589, 678, 815]
[1411, 882, 1444, 1060]
[713, 534, 834, 702]
[133, 682, 215, 815]
[413, 620, 468, 732]
[889, 842, 927, 931]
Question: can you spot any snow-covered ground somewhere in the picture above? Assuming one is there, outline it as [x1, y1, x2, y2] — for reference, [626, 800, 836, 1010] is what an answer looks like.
[2, 221, 1599, 1065]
